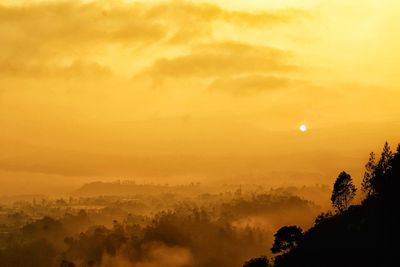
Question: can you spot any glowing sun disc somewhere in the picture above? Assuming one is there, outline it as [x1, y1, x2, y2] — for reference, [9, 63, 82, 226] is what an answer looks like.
[299, 124, 308, 132]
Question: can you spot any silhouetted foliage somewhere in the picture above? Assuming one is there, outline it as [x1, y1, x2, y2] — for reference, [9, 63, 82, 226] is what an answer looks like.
[330, 171, 356, 212]
[255, 141, 399, 267]
[362, 152, 376, 198]
[361, 142, 400, 204]
[271, 226, 303, 254]
[313, 211, 333, 226]
[243, 256, 270, 267]
[370, 142, 394, 198]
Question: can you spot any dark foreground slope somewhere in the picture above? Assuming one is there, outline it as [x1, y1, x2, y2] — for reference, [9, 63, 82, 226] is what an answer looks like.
[273, 198, 395, 267]
[245, 142, 399, 267]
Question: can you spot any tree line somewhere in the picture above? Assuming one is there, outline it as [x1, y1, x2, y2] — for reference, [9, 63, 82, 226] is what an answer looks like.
[244, 142, 398, 267]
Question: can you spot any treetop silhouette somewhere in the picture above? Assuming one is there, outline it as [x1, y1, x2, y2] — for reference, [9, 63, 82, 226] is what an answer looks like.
[271, 226, 303, 254]
[330, 171, 356, 212]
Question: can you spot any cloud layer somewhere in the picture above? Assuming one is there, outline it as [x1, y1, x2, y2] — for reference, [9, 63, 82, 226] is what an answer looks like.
[1, 0, 400, 194]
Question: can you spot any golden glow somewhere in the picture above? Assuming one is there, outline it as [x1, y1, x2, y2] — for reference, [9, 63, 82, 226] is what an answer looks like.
[0, 0, 400, 194]
[299, 125, 308, 132]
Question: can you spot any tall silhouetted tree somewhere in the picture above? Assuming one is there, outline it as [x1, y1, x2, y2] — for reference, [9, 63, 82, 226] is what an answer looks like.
[331, 171, 356, 212]
[362, 152, 376, 198]
[243, 256, 270, 267]
[371, 142, 393, 196]
[387, 144, 400, 198]
[271, 226, 303, 254]
[362, 142, 396, 201]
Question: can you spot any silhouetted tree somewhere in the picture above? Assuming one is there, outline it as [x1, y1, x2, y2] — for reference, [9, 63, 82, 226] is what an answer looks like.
[314, 211, 333, 226]
[331, 171, 356, 212]
[271, 226, 303, 254]
[362, 152, 376, 198]
[370, 142, 393, 197]
[389, 144, 400, 192]
[259, 143, 400, 267]
[243, 256, 270, 267]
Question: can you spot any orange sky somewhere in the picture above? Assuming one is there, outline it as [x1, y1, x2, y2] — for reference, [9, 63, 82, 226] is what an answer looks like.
[1, 0, 399, 195]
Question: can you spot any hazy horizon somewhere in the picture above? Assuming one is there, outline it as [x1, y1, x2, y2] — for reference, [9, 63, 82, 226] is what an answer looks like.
[1, 0, 400, 196]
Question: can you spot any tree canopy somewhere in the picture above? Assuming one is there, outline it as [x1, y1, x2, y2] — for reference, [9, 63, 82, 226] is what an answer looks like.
[330, 171, 356, 212]
[243, 256, 270, 267]
[271, 226, 303, 254]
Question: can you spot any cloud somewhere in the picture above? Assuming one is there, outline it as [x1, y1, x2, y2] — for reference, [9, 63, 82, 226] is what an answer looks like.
[146, 1, 308, 26]
[0, 1, 165, 46]
[208, 75, 291, 95]
[0, 60, 112, 78]
[141, 41, 297, 79]
[0, 1, 165, 77]
[146, 1, 309, 43]
[0, 1, 306, 77]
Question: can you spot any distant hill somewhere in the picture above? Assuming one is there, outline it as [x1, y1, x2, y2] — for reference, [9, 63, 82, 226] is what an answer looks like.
[72, 181, 204, 196]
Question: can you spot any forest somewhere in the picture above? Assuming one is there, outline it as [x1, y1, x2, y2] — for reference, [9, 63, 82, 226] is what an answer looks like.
[0, 183, 321, 266]
[0, 142, 397, 267]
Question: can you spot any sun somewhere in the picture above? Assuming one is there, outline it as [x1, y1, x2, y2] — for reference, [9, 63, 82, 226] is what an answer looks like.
[299, 124, 308, 132]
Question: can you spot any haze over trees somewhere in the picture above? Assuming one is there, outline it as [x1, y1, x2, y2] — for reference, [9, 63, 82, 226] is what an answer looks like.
[0, 142, 397, 266]
[0, 185, 320, 267]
